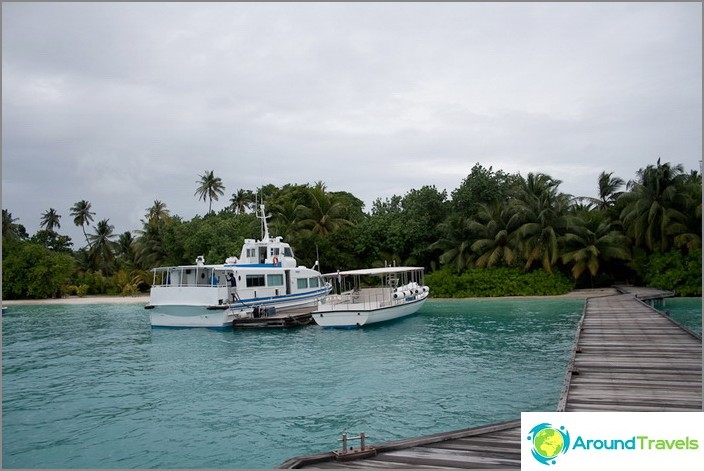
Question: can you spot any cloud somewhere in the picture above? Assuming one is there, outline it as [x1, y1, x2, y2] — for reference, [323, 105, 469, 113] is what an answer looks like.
[2, 2, 701, 244]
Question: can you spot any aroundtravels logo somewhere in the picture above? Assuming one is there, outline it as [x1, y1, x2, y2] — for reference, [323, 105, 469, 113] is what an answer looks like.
[522, 412, 703, 469]
[526, 423, 571, 465]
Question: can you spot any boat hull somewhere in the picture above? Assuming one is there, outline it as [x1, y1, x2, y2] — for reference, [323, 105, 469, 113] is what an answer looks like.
[311, 293, 428, 328]
[147, 287, 331, 328]
[149, 305, 246, 328]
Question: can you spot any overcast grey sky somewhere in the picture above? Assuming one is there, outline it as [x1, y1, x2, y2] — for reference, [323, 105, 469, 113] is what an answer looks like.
[2, 2, 702, 244]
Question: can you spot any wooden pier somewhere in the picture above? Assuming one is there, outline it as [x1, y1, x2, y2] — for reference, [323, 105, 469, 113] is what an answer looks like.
[232, 306, 314, 328]
[278, 289, 701, 469]
[558, 292, 701, 412]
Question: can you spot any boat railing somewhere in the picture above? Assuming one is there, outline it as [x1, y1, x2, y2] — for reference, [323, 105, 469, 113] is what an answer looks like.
[321, 288, 419, 311]
[152, 280, 228, 288]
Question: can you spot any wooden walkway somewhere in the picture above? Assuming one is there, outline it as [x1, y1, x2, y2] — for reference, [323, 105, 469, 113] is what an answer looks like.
[278, 290, 701, 469]
[557, 293, 701, 412]
[278, 419, 522, 469]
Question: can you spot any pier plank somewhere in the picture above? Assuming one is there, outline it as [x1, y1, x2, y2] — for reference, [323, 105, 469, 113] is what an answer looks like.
[279, 290, 701, 469]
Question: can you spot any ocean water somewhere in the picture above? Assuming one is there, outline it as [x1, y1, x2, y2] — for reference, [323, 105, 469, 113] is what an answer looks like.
[658, 297, 702, 336]
[2, 297, 667, 468]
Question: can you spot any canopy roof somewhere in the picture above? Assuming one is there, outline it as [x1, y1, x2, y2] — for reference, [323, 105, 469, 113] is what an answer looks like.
[322, 267, 424, 277]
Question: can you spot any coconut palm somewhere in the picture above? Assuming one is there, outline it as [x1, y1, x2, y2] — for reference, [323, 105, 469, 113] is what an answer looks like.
[116, 231, 138, 269]
[87, 219, 118, 273]
[619, 159, 689, 252]
[40, 208, 61, 232]
[561, 214, 631, 285]
[673, 170, 702, 251]
[2, 209, 23, 240]
[195, 170, 225, 214]
[297, 182, 353, 237]
[469, 201, 519, 268]
[135, 201, 171, 268]
[430, 214, 476, 273]
[271, 198, 303, 241]
[578, 171, 625, 211]
[144, 200, 171, 228]
[70, 200, 96, 248]
[509, 173, 571, 273]
[229, 189, 255, 214]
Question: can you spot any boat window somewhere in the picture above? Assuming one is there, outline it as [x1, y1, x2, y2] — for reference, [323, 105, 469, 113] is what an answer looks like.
[284, 247, 293, 257]
[309, 277, 319, 288]
[246, 248, 256, 258]
[267, 274, 284, 286]
[270, 247, 280, 256]
[297, 278, 308, 289]
[246, 274, 266, 287]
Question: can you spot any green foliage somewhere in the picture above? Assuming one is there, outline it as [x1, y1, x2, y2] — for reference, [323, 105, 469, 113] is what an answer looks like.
[2, 240, 76, 299]
[2, 160, 700, 299]
[636, 249, 702, 296]
[166, 212, 257, 266]
[426, 267, 574, 298]
[451, 163, 520, 217]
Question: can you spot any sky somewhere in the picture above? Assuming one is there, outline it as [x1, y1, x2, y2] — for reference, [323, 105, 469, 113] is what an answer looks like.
[2, 2, 702, 245]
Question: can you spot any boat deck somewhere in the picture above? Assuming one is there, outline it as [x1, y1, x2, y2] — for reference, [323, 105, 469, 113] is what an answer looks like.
[278, 289, 701, 469]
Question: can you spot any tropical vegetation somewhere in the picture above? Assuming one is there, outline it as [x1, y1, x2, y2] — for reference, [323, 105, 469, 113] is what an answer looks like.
[2, 160, 701, 299]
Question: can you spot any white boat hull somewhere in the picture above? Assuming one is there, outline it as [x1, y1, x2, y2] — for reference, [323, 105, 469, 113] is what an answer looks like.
[147, 287, 330, 328]
[149, 305, 247, 328]
[312, 292, 428, 328]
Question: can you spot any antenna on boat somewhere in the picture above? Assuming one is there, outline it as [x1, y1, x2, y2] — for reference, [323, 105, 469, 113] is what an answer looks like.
[256, 202, 271, 241]
[313, 244, 320, 271]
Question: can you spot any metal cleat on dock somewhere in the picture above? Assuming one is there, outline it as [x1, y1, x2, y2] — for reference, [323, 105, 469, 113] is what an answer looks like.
[332, 432, 377, 461]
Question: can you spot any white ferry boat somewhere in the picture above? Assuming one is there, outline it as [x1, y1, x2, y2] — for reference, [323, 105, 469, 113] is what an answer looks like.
[311, 266, 429, 328]
[145, 205, 331, 328]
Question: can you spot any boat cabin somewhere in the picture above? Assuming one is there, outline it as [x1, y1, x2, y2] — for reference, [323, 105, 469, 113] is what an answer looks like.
[230, 236, 296, 268]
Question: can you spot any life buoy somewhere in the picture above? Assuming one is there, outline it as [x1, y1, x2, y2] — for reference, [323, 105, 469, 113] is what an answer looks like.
[272, 256, 279, 265]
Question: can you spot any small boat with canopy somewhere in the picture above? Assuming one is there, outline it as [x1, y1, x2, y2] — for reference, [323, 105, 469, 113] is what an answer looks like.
[311, 266, 429, 328]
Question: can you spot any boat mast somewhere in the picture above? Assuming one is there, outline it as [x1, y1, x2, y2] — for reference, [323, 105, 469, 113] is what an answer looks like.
[256, 203, 271, 241]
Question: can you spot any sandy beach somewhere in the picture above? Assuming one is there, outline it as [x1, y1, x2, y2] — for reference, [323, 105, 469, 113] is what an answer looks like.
[2, 294, 151, 306]
[1, 288, 618, 306]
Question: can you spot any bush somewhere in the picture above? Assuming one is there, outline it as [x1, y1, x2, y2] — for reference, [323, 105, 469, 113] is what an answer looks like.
[426, 267, 574, 298]
[2, 240, 76, 299]
[638, 249, 702, 296]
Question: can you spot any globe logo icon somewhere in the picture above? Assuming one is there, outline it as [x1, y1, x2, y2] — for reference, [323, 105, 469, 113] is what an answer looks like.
[526, 423, 570, 465]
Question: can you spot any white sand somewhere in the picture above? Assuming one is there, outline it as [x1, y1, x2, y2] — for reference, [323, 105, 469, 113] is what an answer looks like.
[2, 294, 150, 306]
[2, 288, 618, 306]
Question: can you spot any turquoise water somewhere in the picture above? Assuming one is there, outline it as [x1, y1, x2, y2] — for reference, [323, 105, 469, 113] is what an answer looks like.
[658, 297, 702, 337]
[2, 299, 592, 468]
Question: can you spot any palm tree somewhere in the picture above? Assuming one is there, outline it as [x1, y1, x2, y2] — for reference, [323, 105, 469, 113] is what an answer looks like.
[619, 159, 688, 252]
[561, 214, 631, 285]
[673, 170, 702, 251]
[135, 201, 171, 268]
[40, 208, 61, 232]
[87, 219, 118, 273]
[469, 201, 519, 268]
[70, 200, 96, 248]
[195, 170, 225, 214]
[229, 189, 255, 214]
[509, 173, 571, 273]
[2, 209, 23, 240]
[297, 182, 353, 237]
[578, 171, 625, 211]
[271, 199, 303, 241]
[144, 200, 171, 228]
[116, 231, 138, 269]
[430, 214, 476, 273]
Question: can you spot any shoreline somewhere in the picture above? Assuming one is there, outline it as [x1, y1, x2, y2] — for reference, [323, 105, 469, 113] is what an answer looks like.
[1, 288, 619, 307]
